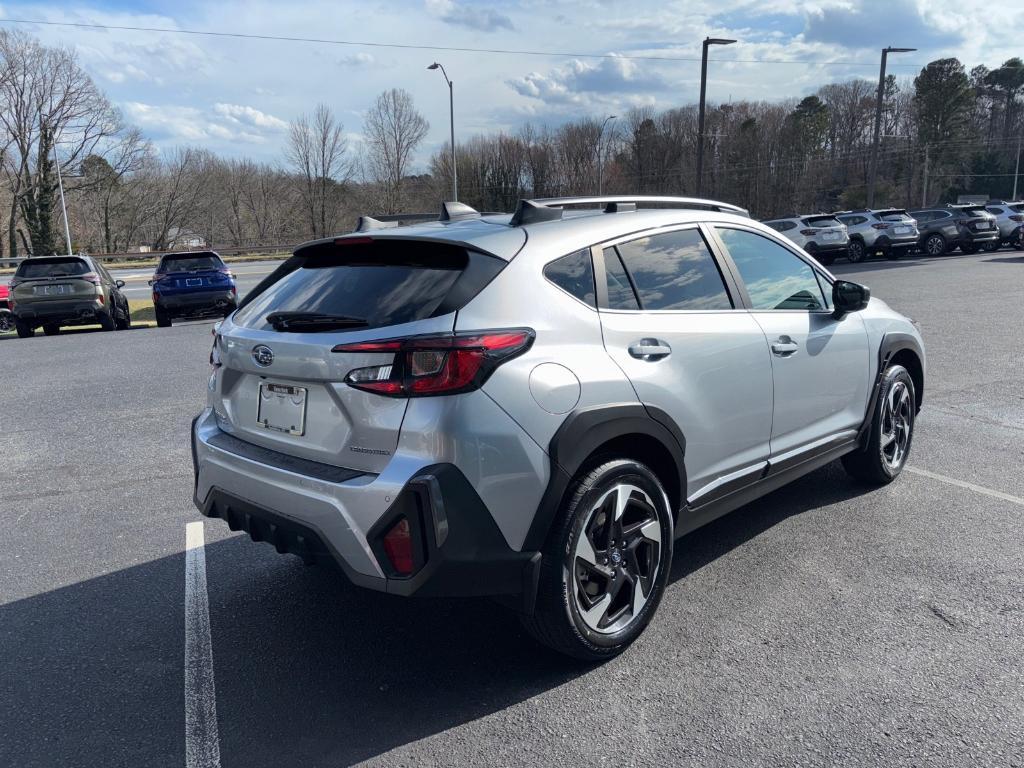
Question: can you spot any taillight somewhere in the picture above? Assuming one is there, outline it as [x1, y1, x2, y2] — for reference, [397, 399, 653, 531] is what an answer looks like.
[80, 271, 101, 286]
[334, 329, 534, 397]
[381, 518, 414, 575]
[871, 223, 889, 230]
[800, 229, 818, 236]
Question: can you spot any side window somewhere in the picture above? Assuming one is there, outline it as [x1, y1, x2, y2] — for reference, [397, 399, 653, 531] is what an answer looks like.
[614, 229, 732, 311]
[601, 248, 640, 310]
[764, 221, 782, 231]
[715, 228, 826, 311]
[543, 249, 596, 308]
[986, 207, 1003, 216]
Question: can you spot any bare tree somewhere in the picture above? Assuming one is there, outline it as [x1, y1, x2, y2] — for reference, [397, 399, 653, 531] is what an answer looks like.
[363, 88, 429, 213]
[285, 104, 350, 238]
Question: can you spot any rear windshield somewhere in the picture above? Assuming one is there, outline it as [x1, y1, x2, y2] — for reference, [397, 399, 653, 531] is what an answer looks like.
[159, 253, 223, 272]
[877, 210, 913, 223]
[233, 241, 469, 332]
[802, 215, 842, 227]
[1010, 204, 1024, 213]
[958, 206, 989, 217]
[16, 258, 90, 278]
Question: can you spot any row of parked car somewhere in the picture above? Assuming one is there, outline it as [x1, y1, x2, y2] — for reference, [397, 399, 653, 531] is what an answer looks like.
[763, 200, 1024, 264]
[3, 250, 238, 337]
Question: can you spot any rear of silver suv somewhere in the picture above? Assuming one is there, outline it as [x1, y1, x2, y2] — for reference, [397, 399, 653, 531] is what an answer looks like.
[762, 214, 849, 265]
[836, 209, 919, 262]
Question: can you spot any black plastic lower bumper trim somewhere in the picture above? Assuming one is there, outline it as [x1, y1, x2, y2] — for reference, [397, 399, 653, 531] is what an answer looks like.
[205, 429, 367, 484]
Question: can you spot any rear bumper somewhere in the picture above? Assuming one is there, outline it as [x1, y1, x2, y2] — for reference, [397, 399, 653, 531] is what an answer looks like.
[191, 409, 541, 608]
[14, 299, 105, 324]
[157, 291, 236, 316]
[873, 236, 918, 251]
[958, 230, 999, 244]
[806, 241, 849, 253]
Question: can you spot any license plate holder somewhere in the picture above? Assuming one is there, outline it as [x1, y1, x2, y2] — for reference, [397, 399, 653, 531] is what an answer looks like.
[35, 284, 71, 296]
[186, 278, 203, 287]
[894, 226, 910, 235]
[257, 383, 307, 436]
[823, 232, 839, 241]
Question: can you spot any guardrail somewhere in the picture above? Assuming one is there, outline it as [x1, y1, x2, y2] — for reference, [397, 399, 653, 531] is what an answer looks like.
[0, 244, 292, 269]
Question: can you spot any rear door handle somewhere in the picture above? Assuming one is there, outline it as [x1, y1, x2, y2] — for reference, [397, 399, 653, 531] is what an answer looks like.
[771, 338, 799, 357]
[628, 339, 672, 360]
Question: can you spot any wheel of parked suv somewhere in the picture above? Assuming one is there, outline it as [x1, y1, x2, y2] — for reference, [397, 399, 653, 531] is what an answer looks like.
[847, 239, 866, 263]
[924, 233, 947, 256]
[98, 309, 116, 332]
[522, 459, 674, 661]
[960, 242, 978, 254]
[155, 307, 172, 328]
[842, 364, 915, 486]
[116, 304, 131, 330]
[43, 323, 60, 336]
[15, 319, 34, 338]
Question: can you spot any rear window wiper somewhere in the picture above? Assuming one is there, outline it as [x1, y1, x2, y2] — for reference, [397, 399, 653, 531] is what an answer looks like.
[266, 311, 369, 332]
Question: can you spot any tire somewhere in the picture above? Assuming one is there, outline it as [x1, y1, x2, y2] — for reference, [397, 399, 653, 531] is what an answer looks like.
[155, 307, 172, 328]
[15, 319, 34, 338]
[0, 312, 14, 333]
[981, 241, 999, 252]
[116, 304, 131, 330]
[521, 459, 674, 661]
[924, 233, 947, 256]
[960, 242, 978, 254]
[43, 323, 60, 336]
[884, 248, 899, 261]
[842, 364, 916, 486]
[98, 309, 116, 332]
[847, 239, 866, 263]
[816, 252, 836, 266]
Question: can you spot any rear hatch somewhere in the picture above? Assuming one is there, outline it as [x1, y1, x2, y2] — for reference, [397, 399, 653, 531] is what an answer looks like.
[154, 253, 232, 296]
[800, 215, 848, 243]
[214, 237, 507, 474]
[875, 210, 918, 240]
[11, 257, 100, 306]
[958, 205, 998, 234]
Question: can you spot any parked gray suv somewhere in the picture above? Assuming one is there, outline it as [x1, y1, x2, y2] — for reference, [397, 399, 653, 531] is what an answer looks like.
[836, 209, 920, 262]
[191, 196, 925, 660]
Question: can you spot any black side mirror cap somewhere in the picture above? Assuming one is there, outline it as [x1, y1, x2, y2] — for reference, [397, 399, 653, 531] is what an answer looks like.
[115, 280, 126, 288]
[833, 280, 870, 318]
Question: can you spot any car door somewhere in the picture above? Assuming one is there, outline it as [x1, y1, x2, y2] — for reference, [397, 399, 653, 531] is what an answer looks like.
[594, 225, 774, 508]
[711, 225, 870, 460]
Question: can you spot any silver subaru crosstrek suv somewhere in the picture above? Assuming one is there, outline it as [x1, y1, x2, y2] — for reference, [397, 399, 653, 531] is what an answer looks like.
[192, 196, 925, 660]
[761, 214, 849, 265]
[836, 208, 920, 262]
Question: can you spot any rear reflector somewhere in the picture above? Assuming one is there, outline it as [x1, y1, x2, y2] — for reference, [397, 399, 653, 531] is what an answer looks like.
[382, 517, 414, 575]
[334, 329, 534, 397]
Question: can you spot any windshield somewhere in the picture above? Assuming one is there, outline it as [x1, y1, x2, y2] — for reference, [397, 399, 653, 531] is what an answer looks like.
[159, 254, 223, 272]
[16, 258, 90, 278]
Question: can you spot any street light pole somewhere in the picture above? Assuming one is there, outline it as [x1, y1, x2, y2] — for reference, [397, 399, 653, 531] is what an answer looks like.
[52, 140, 73, 256]
[867, 46, 915, 209]
[428, 62, 457, 201]
[597, 114, 616, 195]
[696, 37, 736, 197]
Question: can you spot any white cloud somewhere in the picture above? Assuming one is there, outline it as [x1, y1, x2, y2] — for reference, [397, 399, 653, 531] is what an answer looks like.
[424, 0, 514, 32]
[338, 52, 375, 68]
[213, 103, 288, 131]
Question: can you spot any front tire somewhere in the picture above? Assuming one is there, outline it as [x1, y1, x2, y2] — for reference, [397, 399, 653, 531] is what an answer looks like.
[847, 239, 866, 263]
[842, 364, 916, 486]
[521, 459, 673, 661]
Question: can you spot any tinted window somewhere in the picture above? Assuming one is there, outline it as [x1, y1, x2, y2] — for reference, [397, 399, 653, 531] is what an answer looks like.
[234, 243, 467, 331]
[601, 248, 640, 310]
[16, 257, 90, 278]
[160, 253, 223, 272]
[877, 211, 913, 223]
[779, 221, 797, 232]
[803, 216, 842, 227]
[986, 207, 1003, 215]
[544, 249, 596, 307]
[716, 228, 825, 311]
[615, 229, 732, 311]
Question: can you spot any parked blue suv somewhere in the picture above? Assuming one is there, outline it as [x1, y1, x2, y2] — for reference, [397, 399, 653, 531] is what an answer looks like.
[151, 251, 237, 327]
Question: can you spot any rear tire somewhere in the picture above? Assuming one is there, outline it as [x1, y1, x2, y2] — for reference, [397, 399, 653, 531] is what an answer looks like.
[884, 248, 899, 261]
[98, 309, 116, 332]
[15, 319, 34, 338]
[960, 242, 978, 254]
[116, 305, 131, 330]
[155, 307, 172, 328]
[816, 252, 836, 266]
[521, 459, 673, 661]
[981, 241, 999, 252]
[43, 323, 60, 336]
[847, 239, 866, 263]
[842, 364, 915, 486]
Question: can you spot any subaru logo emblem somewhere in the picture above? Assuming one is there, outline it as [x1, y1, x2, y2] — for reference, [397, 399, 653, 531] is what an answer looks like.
[252, 345, 274, 367]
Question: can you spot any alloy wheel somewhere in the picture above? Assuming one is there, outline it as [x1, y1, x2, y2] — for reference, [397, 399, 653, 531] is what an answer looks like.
[880, 381, 913, 470]
[926, 235, 945, 256]
[570, 483, 663, 634]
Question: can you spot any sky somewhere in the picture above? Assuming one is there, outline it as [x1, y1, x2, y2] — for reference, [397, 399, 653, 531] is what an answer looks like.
[1, 0, 1022, 168]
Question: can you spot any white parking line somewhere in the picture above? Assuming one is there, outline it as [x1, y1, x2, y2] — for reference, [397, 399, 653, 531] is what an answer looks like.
[907, 466, 1024, 508]
[185, 522, 221, 768]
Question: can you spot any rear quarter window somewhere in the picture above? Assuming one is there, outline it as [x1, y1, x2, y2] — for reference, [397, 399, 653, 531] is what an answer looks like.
[544, 249, 596, 308]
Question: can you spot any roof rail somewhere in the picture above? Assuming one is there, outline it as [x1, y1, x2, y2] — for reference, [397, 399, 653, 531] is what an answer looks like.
[532, 195, 750, 217]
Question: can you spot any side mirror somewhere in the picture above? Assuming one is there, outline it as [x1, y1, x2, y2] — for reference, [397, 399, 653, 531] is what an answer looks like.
[115, 280, 125, 288]
[833, 280, 870, 318]
[147, 279, 154, 286]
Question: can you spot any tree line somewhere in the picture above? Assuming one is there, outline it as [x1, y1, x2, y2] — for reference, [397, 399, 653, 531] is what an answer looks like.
[2, 27, 1022, 257]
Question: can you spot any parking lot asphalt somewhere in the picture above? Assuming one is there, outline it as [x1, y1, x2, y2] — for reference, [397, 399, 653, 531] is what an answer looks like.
[1, 249, 1022, 767]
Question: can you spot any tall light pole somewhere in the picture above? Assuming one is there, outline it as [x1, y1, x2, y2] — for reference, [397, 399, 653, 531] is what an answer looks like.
[428, 62, 457, 201]
[597, 114, 616, 195]
[867, 46, 915, 209]
[696, 37, 736, 197]
[52, 139, 73, 256]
